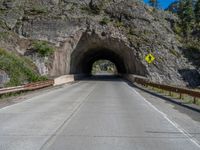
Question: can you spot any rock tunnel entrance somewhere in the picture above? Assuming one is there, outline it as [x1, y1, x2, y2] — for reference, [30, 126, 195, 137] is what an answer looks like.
[70, 48, 127, 74]
[69, 33, 148, 77]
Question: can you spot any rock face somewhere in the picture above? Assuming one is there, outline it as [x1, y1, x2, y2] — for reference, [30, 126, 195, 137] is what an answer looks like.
[0, 0, 200, 87]
[0, 70, 9, 87]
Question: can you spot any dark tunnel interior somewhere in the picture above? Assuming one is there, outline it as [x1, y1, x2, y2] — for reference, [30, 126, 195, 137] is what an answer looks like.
[70, 48, 128, 75]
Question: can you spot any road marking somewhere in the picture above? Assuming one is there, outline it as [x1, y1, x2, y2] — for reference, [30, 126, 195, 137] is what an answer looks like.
[125, 83, 200, 148]
[40, 83, 97, 150]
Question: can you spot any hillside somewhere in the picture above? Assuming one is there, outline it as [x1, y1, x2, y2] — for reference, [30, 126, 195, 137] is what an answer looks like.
[0, 0, 200, 87]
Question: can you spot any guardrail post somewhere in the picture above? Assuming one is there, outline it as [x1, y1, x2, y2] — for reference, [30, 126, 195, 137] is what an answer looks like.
[193, 97, 197, 104]
[169, 91, 172, 96]
[179, 93, 182, 99]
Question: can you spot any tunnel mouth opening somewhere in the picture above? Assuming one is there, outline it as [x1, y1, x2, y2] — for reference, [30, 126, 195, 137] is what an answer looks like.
[69, 33, 148, 80]
[91, 59, 118, 76]
[70, 48, 128, 75]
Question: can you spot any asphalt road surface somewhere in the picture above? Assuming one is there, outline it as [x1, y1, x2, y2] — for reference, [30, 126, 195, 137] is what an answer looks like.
[0, 77, 200, 150]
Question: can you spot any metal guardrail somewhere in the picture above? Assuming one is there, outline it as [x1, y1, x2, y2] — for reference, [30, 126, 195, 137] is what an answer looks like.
[134, 77, 200, 104]
[0, 86, 25, 95]
[0, 80, 54, 96]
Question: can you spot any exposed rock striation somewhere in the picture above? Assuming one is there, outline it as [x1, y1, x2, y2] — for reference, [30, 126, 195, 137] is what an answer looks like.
[0, 0, 199, 87]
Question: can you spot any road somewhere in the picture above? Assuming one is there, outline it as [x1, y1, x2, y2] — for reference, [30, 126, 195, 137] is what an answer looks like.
[0, 77, 200, 150]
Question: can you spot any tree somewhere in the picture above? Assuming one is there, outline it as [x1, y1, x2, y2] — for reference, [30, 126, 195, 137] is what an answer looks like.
[166, 1, 179, 13]
[178, 0, 195, 38]
[194, 0, 200, 40]
[195, 0, 200, 25]
[149, 0, 160, 9]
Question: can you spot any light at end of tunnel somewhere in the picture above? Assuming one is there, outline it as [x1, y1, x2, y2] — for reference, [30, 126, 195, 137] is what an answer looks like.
[91, 60, 118, 76]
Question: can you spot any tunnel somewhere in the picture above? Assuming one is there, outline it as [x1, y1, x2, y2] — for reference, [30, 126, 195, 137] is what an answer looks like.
[70, 48, 127, 74]
[68, 32, 148, 76]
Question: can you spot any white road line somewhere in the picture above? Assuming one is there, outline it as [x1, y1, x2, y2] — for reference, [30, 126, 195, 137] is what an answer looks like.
[125, 83, 200, 148]
[40, 83, 97, 150]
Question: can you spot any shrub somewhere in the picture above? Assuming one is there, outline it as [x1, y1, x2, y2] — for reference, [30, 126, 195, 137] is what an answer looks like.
[100, 17, 110, 25]
[114, 20, 124, 28]
[81, 6, 94, 15]
[29, 5, 48, 14]
[33, 41, 54, 57]
[0, 49, 47, 86]
[0, 32, 9, 39]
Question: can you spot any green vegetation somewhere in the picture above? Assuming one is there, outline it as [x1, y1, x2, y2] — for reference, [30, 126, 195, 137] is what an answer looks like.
[0, 49, 47, 87]
[33, 41, 54, 57]
[173, 23, 182, 35]
[68, 3, 78, 11]
[167, 0, 200, 66]
[167, 0, 200, 41]
[0, 31, 9, 39]
[92, 60, 117, 75]
[146, 86, 200, 106]
[114, 20, 124, 28]
[177, 0, 195, 38]
[80, 6, 97, 15]
[81, 6, 92, 13]
[31, 6, 48, 13]
[26, 5, 48, 15]
[195, 0, 200, 26]
[128, 28, 136, 35]
[100, 17, 110, 25]
[0, 20, 8, 29]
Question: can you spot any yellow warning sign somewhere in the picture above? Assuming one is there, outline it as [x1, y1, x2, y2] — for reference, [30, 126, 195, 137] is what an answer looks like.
[145, 54, 155, 64]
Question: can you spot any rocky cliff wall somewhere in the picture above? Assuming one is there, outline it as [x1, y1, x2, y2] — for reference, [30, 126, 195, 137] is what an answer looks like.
[0, 0, 199, 87]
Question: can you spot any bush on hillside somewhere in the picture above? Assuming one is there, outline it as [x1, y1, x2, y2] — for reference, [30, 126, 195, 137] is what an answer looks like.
[33, 41, 54, 57]
[0, 49, 47, 86]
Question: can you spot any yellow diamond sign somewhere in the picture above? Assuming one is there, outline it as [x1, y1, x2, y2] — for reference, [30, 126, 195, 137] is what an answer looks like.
[145, 54, 155, 64]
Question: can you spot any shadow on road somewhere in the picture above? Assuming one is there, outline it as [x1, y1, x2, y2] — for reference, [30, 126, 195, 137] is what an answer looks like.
[81, 75, 123, 82]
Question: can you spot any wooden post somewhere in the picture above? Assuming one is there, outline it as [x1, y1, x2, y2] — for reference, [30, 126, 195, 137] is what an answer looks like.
[193, 97, 197, 104]
[179, 93, 182, 99]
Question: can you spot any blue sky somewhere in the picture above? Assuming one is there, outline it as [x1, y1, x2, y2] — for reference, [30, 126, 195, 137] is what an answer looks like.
[144, 0, 176, 9]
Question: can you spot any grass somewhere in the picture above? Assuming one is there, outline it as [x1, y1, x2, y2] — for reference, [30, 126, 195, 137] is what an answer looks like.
[114, 20, 124, 28]
[25, 5, 48, 15]
[100, 17, 110, 25]
[0, 20, 8, 30]
[0, 91, 24, 99]
[0, 32, 9, 39]
[80, 6, 97, 15]
[0, 48, 47, 87]
[146, 86, 200, 106]
[32, 41, 54, 57]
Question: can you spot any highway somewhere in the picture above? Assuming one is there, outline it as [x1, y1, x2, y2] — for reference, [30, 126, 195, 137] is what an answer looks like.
[0, 77, 200, 150]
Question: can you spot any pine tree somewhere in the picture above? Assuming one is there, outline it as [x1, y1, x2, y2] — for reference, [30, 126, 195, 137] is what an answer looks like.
[149, 0, 160, 9]
[167, 1, 179, 13]
[195, 0, 200, 25]
[178, 0, 195, 38]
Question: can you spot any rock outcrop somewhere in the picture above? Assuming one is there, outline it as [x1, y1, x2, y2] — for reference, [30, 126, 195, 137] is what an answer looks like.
[0, 70, 9, 87]
[0, 0, 199, 87]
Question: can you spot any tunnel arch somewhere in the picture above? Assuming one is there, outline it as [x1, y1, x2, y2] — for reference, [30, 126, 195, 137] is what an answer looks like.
[69, 32, 148, 76]
[71, 48, 127, 74]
